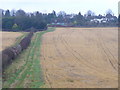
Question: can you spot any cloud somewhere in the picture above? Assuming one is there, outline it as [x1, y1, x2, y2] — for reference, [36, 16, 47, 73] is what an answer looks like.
[0, 0, 119, 16]
[0, 0, 70, 3]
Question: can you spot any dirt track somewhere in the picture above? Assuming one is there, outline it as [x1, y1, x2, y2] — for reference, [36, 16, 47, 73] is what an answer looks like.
[40, 28, 118, 88]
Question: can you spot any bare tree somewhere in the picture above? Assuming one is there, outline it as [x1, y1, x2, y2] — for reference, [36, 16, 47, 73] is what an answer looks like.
[106, 9, 114, 16]
[86, 10, 95, 16]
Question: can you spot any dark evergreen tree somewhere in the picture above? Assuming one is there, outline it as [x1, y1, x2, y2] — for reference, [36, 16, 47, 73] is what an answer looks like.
[4, 10, 10, 17]
[2, 17, 14, 29]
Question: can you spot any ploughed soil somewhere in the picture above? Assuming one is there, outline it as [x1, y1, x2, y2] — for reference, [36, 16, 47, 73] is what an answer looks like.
[40, 28, 118, 88]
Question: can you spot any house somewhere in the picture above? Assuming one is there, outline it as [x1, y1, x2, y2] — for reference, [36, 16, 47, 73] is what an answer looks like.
[90, 18, 108, 23]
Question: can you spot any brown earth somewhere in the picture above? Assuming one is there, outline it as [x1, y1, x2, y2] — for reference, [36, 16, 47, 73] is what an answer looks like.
[0, 32, 23, 51]
[40, 28, 118, 88]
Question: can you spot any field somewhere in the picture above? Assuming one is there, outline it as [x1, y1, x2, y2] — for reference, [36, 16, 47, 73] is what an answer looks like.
[2, 27, 118, 88]
[0, 32, 24, 51]
[2, 28, 54, 88]
[40, 27, 118, 88]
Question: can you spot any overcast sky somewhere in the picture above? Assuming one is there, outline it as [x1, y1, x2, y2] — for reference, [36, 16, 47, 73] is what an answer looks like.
[0, 0, 119, 16]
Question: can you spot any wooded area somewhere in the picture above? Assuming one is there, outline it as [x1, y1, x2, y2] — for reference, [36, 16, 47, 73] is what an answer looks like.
[2, 9, 119, 31]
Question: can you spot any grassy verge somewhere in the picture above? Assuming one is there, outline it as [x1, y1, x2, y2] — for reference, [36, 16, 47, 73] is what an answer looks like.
[3, 27, 55, 88]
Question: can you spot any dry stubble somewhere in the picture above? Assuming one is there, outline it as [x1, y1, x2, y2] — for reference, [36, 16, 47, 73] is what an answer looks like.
[0, 31, 23, 51]
[40, 28, 118, 88]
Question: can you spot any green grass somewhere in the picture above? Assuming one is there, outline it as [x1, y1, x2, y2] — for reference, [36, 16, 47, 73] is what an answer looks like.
[3, 27, 55, 88]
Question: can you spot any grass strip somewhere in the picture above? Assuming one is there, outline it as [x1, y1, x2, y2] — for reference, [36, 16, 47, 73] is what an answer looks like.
[3, 27, 55, 88]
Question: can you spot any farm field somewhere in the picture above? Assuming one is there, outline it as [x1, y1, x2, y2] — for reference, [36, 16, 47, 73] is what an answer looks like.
[2, 27, 118, 88]
[40, 27, 118, 88]
[2, 28, 55, 88]
[0, 32, 24, 51]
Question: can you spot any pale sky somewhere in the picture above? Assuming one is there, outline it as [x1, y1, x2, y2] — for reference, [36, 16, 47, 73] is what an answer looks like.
[0, 0, 119, 16]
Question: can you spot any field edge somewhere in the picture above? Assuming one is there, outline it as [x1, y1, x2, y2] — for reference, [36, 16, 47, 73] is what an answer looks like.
[2, 27, 55, 88]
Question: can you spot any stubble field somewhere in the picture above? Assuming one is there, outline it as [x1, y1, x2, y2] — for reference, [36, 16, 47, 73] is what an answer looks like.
[40, 27, 118, 88]
[0, 32, 24, 51]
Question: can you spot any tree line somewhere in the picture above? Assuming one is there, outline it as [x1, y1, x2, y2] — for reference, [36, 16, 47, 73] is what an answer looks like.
[118, 14, 120, 27]
[2, 9, 119, 31]
[2, 9, 47, 31]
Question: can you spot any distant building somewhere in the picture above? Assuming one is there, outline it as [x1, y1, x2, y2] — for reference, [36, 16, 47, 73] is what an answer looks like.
[90, 18, 108, 23]
[47, 22, 68, 27]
